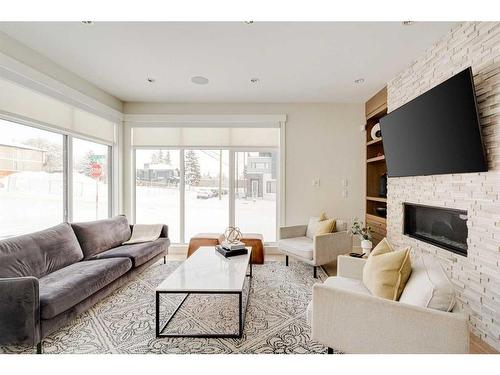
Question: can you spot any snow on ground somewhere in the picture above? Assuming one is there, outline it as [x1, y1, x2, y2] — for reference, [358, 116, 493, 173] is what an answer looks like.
[0, 172, 276, 242]
[0, 171, 108, 238]
[136, 185, 276, 243]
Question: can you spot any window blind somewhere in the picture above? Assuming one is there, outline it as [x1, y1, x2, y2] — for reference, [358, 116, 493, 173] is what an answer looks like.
[0, 77, 115, 143]
[132, 127, 280, 147]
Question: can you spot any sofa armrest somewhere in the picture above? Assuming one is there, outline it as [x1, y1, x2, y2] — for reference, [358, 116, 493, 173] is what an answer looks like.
[337, 255, 366, 280]
[279, 225, 307, 239]
[130, 224, 169, 239]
[159, 224, 169, 238]
[0, 276, 40, 346]
[312, 283, 469, 353]
[313, 231, 352, 266]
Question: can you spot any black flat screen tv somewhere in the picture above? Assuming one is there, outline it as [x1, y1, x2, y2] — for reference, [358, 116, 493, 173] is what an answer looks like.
[380, 67, 487, 177]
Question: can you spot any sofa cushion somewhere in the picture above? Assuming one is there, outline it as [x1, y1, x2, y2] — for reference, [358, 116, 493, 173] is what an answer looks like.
[335, 220, 347, 232]
[362, 238, 412, 301]
[0, 223, 83, 278]
[400, 255, 456, 312]
[316, 219, 336, 235]
[71, 215, 132, 259]
[306, 217, 322, 239]
[278, 236, 313, 260]
[39, 257, 132, 319]
[91, 238, 169, 267]
[324, 276, 371, 295]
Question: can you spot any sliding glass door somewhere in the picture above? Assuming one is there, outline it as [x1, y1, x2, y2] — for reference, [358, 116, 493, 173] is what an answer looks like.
[184, 150, 229, 240]
[134, 148, 278, 244]
[234, 151, 278, 242]
[135, 149, 181, 243]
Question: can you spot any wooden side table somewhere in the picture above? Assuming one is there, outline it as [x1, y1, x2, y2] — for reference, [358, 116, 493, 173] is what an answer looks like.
[187, 232, 265, 264]
[187, 233, 221, 257]
[239, 233, 264, 265]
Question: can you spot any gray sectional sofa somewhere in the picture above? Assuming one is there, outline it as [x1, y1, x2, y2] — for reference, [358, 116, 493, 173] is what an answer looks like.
[0, 215, 169, 353]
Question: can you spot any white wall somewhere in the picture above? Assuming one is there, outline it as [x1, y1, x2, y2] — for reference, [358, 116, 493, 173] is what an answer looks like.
[122, 102, 365, 227]
[0, 31, 123, 113]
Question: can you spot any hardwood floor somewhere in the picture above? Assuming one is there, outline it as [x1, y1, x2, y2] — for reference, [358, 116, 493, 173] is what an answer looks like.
[166, 252, 498, 354]
[470, 334, 498, 354]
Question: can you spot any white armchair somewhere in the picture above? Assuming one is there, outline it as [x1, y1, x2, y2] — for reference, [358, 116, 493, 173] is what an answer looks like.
[278, 220, 351, 278]
[307, 255, 469, 353]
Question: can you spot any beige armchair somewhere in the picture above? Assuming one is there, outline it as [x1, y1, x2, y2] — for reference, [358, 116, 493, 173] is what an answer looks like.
[278, 219, 351, 278]
[308, 255, 469, 353]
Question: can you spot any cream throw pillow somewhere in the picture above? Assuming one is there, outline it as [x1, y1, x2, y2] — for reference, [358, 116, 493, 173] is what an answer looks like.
[399, 254, 456, 311]
[315, 218, 336, 235]
[306, 217, 321, 239]
[362, 238, 412, 301]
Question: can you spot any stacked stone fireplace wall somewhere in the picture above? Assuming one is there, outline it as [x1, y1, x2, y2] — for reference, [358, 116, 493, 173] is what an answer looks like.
[386, 22, 500, 350]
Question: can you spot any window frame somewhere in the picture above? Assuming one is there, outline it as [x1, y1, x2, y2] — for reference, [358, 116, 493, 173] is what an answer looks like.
[69, 136, 113, 222]
[133, 145, 280, 245]
[0, 113, 114, 236]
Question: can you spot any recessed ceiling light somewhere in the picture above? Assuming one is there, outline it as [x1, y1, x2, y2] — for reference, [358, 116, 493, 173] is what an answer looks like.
[402, 21, 414, 26]
[147, 77, 155, 83]
[191, 76, 209, 85]
[250, 78, 260, 84]
[354, 78, 365, 84]
[244, 21, 254, 24]
[81, 21, 94, 25]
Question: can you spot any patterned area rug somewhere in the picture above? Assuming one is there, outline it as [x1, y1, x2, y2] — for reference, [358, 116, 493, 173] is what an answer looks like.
[1, 260, 338, 354]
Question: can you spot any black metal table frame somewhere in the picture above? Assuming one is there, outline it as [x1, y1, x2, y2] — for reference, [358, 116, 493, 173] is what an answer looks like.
[156, 262, 252, 338]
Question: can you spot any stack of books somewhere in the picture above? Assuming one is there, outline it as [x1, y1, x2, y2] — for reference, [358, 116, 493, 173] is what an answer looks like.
[215, 241, 248, 257]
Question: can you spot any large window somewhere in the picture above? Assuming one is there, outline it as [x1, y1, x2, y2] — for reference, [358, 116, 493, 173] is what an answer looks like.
[72, 138, 111, 222]
[0, 119, 64, 238]
[134, 148, 278, 244]
[135, 149, 181, 243]
[235, 151, 277, 242]
[0, 117, 113, 238]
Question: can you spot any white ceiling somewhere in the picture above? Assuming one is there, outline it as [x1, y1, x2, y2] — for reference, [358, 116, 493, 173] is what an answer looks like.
[0, 22, 457, 103]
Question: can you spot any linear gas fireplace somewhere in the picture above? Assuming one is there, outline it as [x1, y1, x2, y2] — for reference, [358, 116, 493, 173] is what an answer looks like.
[403, 203, 468, 256]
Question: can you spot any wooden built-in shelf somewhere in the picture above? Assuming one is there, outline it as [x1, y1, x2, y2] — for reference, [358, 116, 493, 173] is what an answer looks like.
[366, 138, 383, 146]
[366, 213, 387, 223]
[366, 196, 387, 203]
[365, 87, 388, 246]
[367, 155, 385, 163]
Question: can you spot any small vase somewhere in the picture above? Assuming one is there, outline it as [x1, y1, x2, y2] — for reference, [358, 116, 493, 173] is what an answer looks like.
[361, 239, 373, 256]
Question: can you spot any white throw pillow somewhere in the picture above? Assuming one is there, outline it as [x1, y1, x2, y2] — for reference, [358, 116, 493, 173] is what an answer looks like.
[335, 220, 347, 232]
[306, 217, 320, 239]
[399, 254, 456, 312]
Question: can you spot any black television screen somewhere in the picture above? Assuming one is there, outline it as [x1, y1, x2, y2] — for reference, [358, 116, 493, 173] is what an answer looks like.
[380, 67, 487, 177]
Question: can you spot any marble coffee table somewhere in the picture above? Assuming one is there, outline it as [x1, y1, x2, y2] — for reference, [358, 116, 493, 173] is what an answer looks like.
[155, 246, 252, 338]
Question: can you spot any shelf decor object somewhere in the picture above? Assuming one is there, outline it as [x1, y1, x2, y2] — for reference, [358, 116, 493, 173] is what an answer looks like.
[370, 123, 381, 141]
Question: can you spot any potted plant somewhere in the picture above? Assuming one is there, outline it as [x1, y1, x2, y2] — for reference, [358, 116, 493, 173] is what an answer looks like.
[351, 219, 373, 255]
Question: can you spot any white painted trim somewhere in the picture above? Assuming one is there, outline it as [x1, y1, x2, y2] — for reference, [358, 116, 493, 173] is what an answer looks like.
[131, 147, 137, 223]
[179, 149, 186, 243]
[0, 51, 123, 123]
[228, 150, 235, 227]
[279, 121, 286, 227]
[66, 136, 73, 222]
